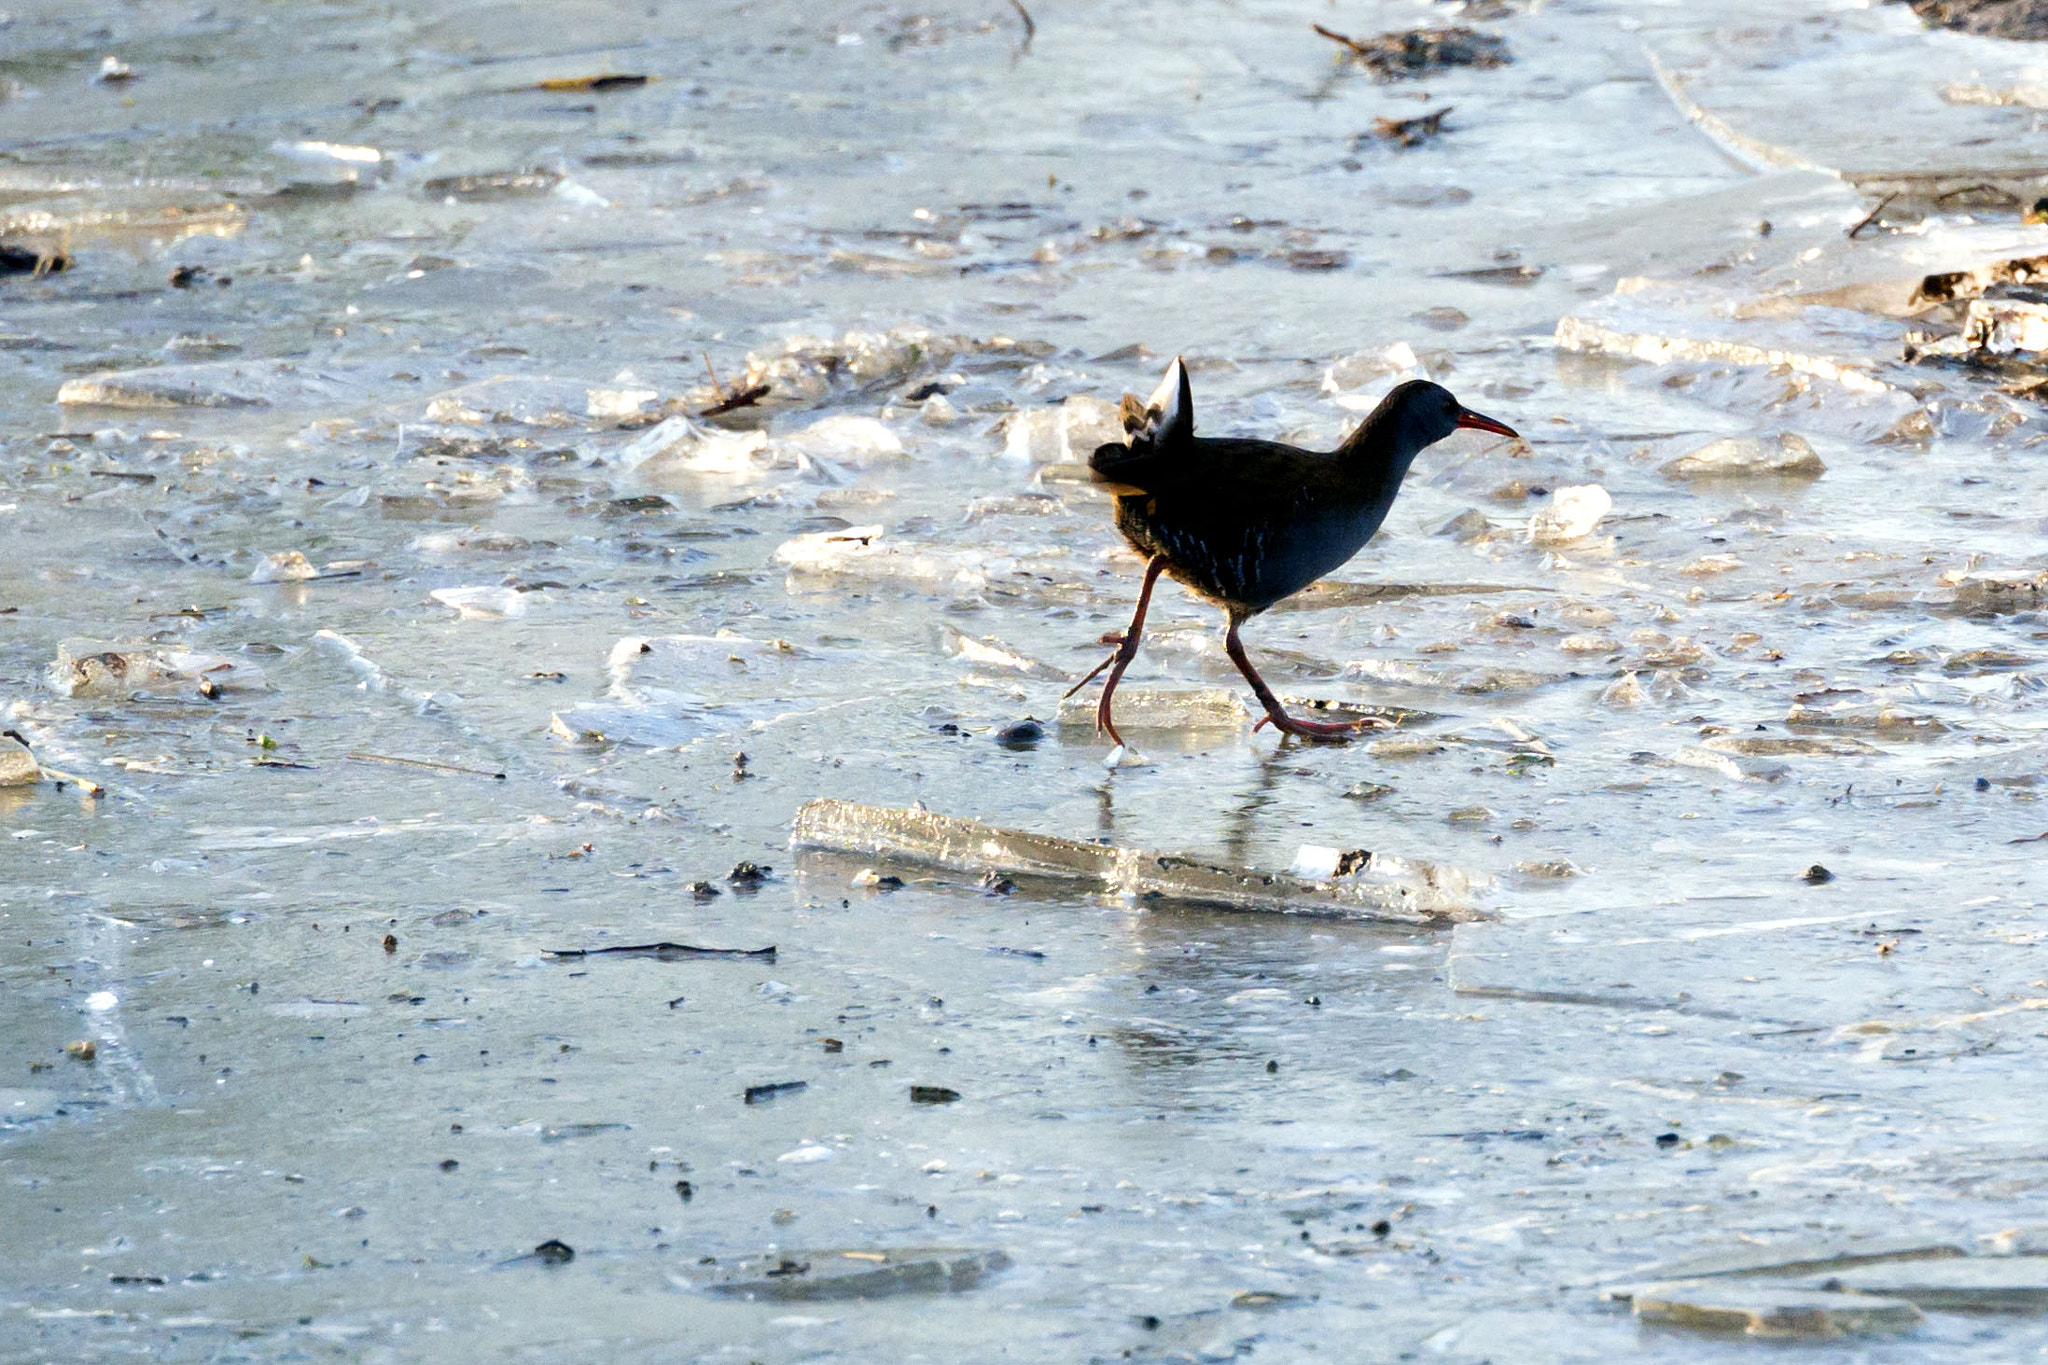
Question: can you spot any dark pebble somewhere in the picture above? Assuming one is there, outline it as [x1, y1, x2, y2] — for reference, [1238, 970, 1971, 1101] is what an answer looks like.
[1654, 1132, 1681, 1148]
[728, 860, 771, 885]
[994, 717, 1044, 750]
[910, 1085, 961, 1105]
[1802, 864, 1835, 884]
[534, 1239, 574, 1264]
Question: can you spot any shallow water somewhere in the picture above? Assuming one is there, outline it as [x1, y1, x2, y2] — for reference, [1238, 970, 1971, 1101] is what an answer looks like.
[7, 0, 2048, 1359]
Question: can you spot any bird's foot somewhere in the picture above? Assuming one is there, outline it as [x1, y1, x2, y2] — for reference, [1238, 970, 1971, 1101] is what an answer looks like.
[1252, 711, 1391, 741]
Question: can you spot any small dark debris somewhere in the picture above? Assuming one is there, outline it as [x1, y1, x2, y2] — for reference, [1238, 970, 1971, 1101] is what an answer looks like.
[675, 1179, 693, 1201]
[744, 1080, 807, 1104]
[988, 945, 1044, 960]
[728, 860, 771, 885]
[533, 1239, 575, 1264]
[542, 942, 775, 962]
[763, 1258, 810, 1278]
[168, 264, 210, 288]
[438, 1159, 458, 1171]
[1901, 0, 2048, 40]
[1266, 1060, 1279, 1074]
[2, 244, 71, 277]
[666, 995, 686, 1008]
[1283, 248, 1350, 271]
[1654, 1132, 1681, 1148]
[110, 1274, 165, 1285]
[993, 717, 1044, 750]
[1331, 848, 1371, 877]
[822, 1037, 844, 1052]
[1369, 106, 1452, 148]
[1976, 776, 1992, 791]
[1913, 270, 1974, 305]
[382, 933, 398, 953]
[696, 382, 771, 418]
[1312, 24, 1510, 79]
[536, 73, 651, 91]
[911, 1085, 961, 1105]
[1371, 1219, 1392, 1238]
[979, 871, 1016, 895]
[689, 880, 722, 899]
[422, 170, 562, 202]
[1802, 864, 1836, 884]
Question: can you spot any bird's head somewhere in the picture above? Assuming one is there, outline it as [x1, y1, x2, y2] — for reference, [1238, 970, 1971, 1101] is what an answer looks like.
[1371, 379, 1519, 454]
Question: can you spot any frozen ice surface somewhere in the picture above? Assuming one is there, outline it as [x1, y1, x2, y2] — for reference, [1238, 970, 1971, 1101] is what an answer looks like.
[57, 359, 363, 409]
[11, 0, 2048, 1358]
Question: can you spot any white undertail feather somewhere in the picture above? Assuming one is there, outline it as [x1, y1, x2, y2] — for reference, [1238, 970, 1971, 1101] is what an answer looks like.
[1119, 355, 1193, 448]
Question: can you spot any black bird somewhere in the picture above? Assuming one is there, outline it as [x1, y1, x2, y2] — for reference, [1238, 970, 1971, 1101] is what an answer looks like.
[1070, 357, 1518, 745]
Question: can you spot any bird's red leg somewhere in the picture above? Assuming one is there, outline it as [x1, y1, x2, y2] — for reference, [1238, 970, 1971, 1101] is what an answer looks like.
[1088, 555, 1165, 748]
[1224, 616, 1386, 741]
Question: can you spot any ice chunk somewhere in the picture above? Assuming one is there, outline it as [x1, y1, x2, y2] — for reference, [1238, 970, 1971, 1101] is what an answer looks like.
[48, 640, 266, 698]
[1272, 580, 1543, 612]
[783, 415, 905, 464]
[1660, 434, 1823, 481]
[250, 551, 318, 583]
[1001, 395, 1122, 464]
[675, 1247, 1009, 1301]
[1629, 1280, 1919, 1337]
[58, 359, 359, 410]
[1929, 570, 2048, 616]
[1525, 484, 1610, 545]
[1555, 306, 1892, 397]
[421, 376, 616, 428]
[0, 735, 37, 787]
[1055, 688, 1249, 732]
[585, 386, 659, 420]
[430, 586, 526, 618]
[1345, 658, 1567, 695]
[1321, 345, 1425, 409]
[617, 417, 771, 475]
[1785, 701, 1943, 735]
[790, 799, 1491, 923]
[1613, 1239, 1964, 1289]
[1798, 1259, 2048, 1312]
[771, 526, 1028, 592]
[939, 628, 1064, 680]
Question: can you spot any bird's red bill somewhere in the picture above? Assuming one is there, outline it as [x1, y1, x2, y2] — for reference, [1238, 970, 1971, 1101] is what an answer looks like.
[1455, 408, 1519, 440]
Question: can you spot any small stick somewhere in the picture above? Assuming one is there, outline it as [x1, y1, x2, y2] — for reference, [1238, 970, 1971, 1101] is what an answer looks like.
[1846, 192, 1897, 239]
[695, 382, 771, 417]
[346, 751, 506, 780]
[700, 351, 728, 405]
[1010, 0, 1035, 51]
[1312, 23, 1369, 57]
[38, 765, 106, 797]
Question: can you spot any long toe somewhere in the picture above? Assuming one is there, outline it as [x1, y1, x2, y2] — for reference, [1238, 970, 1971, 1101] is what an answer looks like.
[1263, 714, 1388, 741]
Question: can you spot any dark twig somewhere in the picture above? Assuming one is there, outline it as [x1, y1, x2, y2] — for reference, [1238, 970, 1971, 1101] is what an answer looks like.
[1313, 22, 1369, 56]
[696, 382, 770, 417]
[543, 942, 777, 961]
[1009, 0, 1035, 52]
[1847, 192, 1898, 239]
